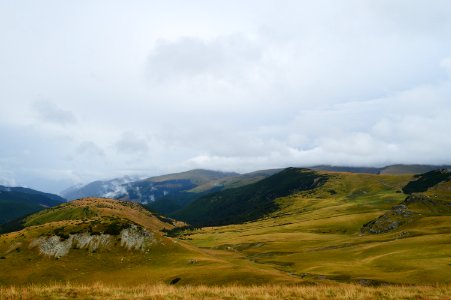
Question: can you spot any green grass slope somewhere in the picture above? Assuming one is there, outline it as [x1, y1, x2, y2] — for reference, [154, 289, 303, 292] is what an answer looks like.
[176, 171, 451, 284]
[173, 168, 327, 227]
[0, 198, 303, 286]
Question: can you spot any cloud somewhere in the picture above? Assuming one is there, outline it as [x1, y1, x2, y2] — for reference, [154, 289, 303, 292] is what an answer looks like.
[182, 66, 451, 171]
[0, 1, 451, 192]
[76, 141, 105, 157]
[0, 171, 17, 187]
[441, 57, 451, 77]
[146, 35, 263, 84]
[32, 100, 77, 125]
[115, 132, 149, 155]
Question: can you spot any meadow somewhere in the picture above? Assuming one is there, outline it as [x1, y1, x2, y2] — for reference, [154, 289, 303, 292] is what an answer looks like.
[0, 283, 450, 300]
[0, 171, 449, 299]
[179, 172, 451, 285]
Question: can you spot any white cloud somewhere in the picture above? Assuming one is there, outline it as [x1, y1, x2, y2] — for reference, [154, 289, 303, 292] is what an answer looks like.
[147, 35, 263, 83]
[32, 100, 77, 125]
[0, 1, 450, 192]
[0, 171, 17, 187]
[115, 132, 149, 155]
[77, 141, 105, 157]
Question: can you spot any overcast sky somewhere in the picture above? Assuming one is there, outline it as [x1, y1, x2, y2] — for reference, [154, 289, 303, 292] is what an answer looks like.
[1, 0, 451, 193]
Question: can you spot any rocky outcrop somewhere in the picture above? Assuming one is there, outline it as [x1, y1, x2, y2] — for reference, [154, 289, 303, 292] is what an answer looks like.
[30, 225, 155, 258]
[73, 233, 112, 251]
[361, 204, 417, 234]
[120, 225, 154, 250]
[30, 233, 113, 258]
[30, 236, 74, 258]
[361, 193, 450, 234]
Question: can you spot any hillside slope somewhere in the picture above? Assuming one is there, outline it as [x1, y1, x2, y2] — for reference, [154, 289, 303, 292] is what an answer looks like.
[0, 198, 302, 285]
[173, 168, 327, 226]
[0, 186, 65, 225]
[177, 171, 451, 284]
[402, 168, 450, 194]
[146, 169, 282, 215]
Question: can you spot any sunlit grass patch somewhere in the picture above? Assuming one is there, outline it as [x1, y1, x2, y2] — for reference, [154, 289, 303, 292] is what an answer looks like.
[0, 283, 449, 300]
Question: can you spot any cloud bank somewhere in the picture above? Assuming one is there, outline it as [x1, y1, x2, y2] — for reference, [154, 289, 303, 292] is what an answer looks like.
[0, 0, 450, 192]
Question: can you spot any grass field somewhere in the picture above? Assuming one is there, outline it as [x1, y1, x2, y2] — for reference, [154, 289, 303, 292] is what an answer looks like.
[178, 172, 451, 284]
[0, 198, 302, 286]
[0, 171, 449, 298]
[0, 283, 449, 299]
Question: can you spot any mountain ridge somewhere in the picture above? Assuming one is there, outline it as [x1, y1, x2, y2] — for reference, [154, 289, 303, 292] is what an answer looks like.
[0, 185, 66, 225]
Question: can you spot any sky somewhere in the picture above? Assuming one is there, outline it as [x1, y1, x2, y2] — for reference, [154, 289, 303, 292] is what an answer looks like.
[1, 0, 451, 193]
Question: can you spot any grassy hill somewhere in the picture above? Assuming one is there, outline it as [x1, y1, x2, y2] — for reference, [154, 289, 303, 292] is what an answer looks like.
[0, 198, 303, 286]
[1, 169, 450, 287]
[0, 186, 65, 225]
[175, 170, 451, 285]
[146, 169, 282, 216]
[172, 168, 327, 226]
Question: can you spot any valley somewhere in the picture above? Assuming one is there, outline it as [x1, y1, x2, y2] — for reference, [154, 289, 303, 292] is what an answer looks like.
[0, 166, 449, 299]
[177, 170, 450, 284]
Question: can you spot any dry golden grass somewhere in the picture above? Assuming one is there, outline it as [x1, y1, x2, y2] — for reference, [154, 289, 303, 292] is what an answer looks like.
[0, 283, 449, 300]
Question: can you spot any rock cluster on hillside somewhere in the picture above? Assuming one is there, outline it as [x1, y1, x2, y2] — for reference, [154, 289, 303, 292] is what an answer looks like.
[30, 225, 155, 258]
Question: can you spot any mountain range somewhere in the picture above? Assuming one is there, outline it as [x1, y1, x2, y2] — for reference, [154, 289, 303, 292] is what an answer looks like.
[0, 164, 449, 286]
[0, 185, 65, 226]
[59, 164, 450, 215]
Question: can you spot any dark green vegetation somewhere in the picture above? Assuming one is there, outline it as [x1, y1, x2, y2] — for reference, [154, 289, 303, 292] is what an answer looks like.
[173, 168, 327, 226]
[147, 191, 213, 216]
[0, 185, 65, 225]
[402, 169, 450, 194]
[145, 169, 283, 216]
